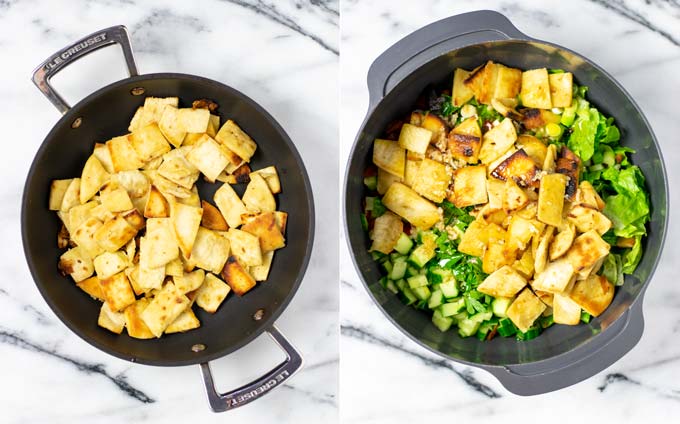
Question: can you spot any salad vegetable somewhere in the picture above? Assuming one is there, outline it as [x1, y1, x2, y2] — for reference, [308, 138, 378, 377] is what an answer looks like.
[362, 60, 650, 341]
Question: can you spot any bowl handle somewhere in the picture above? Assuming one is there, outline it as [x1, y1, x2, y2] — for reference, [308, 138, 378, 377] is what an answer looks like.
[487, 298, 645, 395]
[198, 325, 304, 412]
[31, 25, 138, 114]
[367, 10, 530, 110]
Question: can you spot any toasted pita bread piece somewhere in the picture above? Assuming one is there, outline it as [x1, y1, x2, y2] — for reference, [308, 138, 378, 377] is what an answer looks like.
[175, 269, 205, 294]
[178, 107, 210, 133]
[107, 135, 144, 172]
[124, 298, 155, 339]
[144, 185, 170, 218]
[170, 201, 203, 257]
[191, 227, 231, 274]
[158, 105, 186, 148]
[215, 119, 257, 163]
[214, 182, 247, 228]
[221, 256, 256, 296]
[195, 273, 231, 313]
[76, 276, 104, 301]
[100, 271, 136, 312]
[60, 178, 81, 212]
[200, 200, 228, 231]
[165, 307, 201, 333]
[129, 123, 172, 162]
[251, 166, 281, 194]
[186, 134, 230, 182]
[249, 250, 274, 282]
[98, 302, 126, 334]
[242, 173, 276, 213]
[228, 228, 262, 266]
[58, 246, 94, 283]
[50, 179, 74, 211]
[94, 214, 138, 252]
[141, 282, 190, 337]
[140, 225, 179, 269]
[80, 155, 109, 203]
[93, 251, 129, 279]
[241, 212, 285, 252]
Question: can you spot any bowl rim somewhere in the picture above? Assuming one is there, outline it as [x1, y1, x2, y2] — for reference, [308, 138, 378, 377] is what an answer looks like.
[343, 37, 669, 369]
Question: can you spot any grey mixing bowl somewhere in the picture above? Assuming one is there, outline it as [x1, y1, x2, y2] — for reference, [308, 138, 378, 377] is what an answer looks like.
[344, 10, 668, 395]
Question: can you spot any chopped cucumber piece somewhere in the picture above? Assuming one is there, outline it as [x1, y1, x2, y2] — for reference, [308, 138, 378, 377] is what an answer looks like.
[428, 289, 444, 309]
[414, 299, 429, 310]
[382, 260, 393, 274]
[516, 325, 541, 341]
[408, 232, 437, 268]
[491, 297, 512, 318]
[439, 280, 459, 298]
[390, 252, 406, 262]
[405, 266, 419, 278]
[470, 311, 493, 323]
[452, 312, 467, 323]
[418, 231, 437, 244]
[360, 213, 368, 231]
[385, 279, 399, 294]
[389, 260, 407, 280]
[399, 287, 417, 305]
[363, 175, 377, 191]
[439, 298, 465, 317]
[371, 251, 386, 262]
[427, 267, 453, 285]
[476, 321, 497, 341]
[372, 198, 386, 217]
[457, 318, 481, 337]
[539, 314, 554, 329]
[602, 146, 616, 167]
[580, 311, 591, 323]
[364, 196, 375, 211]
[394, 233, 414, 255]
[432, 309, 454, 332]
[412, 285, 431, 301]
[409, 245, 435, 268]
[407, 274, 428, 289]
[395, 279, 407, 292]
[497, 318, 517, 337]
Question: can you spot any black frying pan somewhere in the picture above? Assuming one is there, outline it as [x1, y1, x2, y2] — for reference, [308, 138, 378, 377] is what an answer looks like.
[344, 11, 668, 395]
[22, 26, 314, 412]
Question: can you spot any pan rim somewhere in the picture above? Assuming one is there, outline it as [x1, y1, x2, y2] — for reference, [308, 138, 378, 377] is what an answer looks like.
[343, 38, 669, 369]
[22, 72, 315, 367]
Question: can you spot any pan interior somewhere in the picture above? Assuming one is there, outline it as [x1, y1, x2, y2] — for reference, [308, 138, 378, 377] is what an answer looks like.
[346, 40, 666, 366]
[23, 74, 313, 366]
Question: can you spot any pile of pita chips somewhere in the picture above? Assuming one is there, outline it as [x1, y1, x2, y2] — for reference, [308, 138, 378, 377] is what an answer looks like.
[51, 97, 287, 338]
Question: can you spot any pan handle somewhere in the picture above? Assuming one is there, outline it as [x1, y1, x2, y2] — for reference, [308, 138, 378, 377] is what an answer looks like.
[31, 25, 138, 114]
[366, 10, 530, 110]
[486, 298, 645, 395]
[199, 325, 303, 412]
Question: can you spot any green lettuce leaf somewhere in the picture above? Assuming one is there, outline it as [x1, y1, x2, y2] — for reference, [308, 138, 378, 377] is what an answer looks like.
[601, 166, 649, 238]
[567, 107, 600, 161]
[598, 115, 621, 144]
[602, 253, 624, 286]
[622, 236, 643, 274]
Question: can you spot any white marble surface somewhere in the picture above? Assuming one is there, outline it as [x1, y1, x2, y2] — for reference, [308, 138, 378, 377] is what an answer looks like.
[0, 0, 338, 422]
[340, 0, 680, 422]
